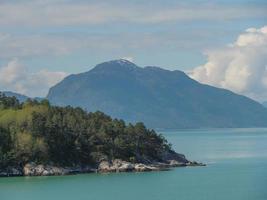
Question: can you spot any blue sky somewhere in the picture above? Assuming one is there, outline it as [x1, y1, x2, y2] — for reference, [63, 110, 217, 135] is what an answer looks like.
[0, 0, 266, 98]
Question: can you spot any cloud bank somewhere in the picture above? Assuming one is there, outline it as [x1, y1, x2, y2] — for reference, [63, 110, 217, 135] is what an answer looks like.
[0, 1, 266, 27]
[0, 32, 213, 59]
[0, 59, 67, 97]
[190, 26, 267, 101]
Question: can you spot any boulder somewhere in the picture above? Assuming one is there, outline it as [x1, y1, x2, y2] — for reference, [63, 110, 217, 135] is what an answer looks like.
[98, 161, 112, 172]
[42, 170, 50, 176]
[52, 166, 68, 175]
[118, 162, 134, 172]
[111, 159, 134, 172]
[23, 163, 67, 176]
[186, 161, 206, 166]
[169, 160, 186, 167]
[134, 163, 158, 172]
[35, 165, 45, 175]
[97, 159, 135, 173]
[23, 163, 35, 176]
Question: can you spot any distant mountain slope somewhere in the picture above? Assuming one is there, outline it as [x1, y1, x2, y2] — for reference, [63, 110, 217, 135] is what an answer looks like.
[262, 101, 267, 108]
[2, 91, 29, 102]
[2, 91, 44, 103]
[47, 59, 267, 128]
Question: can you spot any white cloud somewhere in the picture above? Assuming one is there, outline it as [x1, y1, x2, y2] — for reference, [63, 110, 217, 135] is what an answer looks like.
[0, 1, 266, 27]
[190, 26, 267, 101]
[0, 31, 213, 59]
[0, 34, 83, 58]
[0, 59, 67, 97]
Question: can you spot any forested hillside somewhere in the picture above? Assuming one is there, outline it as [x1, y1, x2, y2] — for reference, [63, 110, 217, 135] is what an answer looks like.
[0, 93, 173, 171]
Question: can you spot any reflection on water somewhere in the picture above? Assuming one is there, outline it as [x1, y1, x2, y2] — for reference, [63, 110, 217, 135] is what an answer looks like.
[162, 128, 267, 162]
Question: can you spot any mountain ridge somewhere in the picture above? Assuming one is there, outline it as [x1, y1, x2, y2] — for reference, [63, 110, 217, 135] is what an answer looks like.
[2, 91, 29, 102]
[47, 59, 267, 129]
[2, 91, 44, 103]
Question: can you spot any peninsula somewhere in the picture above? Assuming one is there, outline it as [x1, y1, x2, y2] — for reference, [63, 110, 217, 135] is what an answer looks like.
[0, 93, 204, 177]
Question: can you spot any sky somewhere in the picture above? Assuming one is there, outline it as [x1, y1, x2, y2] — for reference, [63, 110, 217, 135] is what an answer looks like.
[0, 0, 266, 100]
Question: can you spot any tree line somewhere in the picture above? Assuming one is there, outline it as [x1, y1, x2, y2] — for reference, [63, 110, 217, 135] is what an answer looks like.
[0, 93, 171, 169]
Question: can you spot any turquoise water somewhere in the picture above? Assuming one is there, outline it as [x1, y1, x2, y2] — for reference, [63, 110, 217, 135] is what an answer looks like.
[0, 128, 267, 200]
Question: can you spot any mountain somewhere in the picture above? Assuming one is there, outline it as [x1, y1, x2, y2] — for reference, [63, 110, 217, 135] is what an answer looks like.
[47, 59, 267, 129]
[2, 91, 44, 103]
[262, 101, 267, 108]
[2, 91, 29, 102]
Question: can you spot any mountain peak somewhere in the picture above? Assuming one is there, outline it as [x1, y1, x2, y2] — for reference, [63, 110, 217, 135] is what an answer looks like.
[92, 59, 138, 72]
[111, 59, 135, 65]
[47, 59, 267, 129]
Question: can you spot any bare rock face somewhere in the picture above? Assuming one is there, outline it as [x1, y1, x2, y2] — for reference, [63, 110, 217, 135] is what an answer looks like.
[97, 159, 160, 173]
[21, 163, 96, 176]
[96, 152, 204, 173]
[1, 151, 204, 177]
[134, 164, 150, 172]
[118, 162, 134, 172]
[113, 160, 134, 172]
[98, 159, 135, 173]
[134, 163, 158, 172]
[98, 161, 113, 173]
[23, 163, 35, 176]
[23, 163, 67, 176]
[35, 165, 45, 175]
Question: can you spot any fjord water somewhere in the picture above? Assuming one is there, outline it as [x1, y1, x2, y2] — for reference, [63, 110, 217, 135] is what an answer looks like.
[0, 128, 267, 200]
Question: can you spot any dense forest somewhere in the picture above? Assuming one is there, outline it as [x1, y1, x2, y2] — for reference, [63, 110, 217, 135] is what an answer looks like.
[0, 93, 172, 170]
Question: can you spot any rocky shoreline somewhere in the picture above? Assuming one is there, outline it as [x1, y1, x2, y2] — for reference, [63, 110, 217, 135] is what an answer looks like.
[0, 159, 205, 177]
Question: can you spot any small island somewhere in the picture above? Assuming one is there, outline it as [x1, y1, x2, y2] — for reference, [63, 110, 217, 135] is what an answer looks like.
[0, 93, 204, 177]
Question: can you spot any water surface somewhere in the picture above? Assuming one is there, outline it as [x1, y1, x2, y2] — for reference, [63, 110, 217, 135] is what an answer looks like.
[1, 128, 266, 200]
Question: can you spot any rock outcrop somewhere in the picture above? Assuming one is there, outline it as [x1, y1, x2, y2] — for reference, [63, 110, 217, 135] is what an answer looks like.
[96, 157, 205, 173]
[0, 151, 205, 177]
[21, 163, 95, 176]
[0, 167, 22, 177]
[97, 160, 135, 173]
